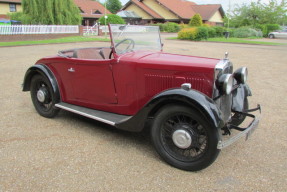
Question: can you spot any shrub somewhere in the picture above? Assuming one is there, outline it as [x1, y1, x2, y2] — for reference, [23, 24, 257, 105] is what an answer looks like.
[254, 24, 280, 37]
[162, 22, 180, 33]
[233, 27, 263, 38]
[265, 24, 281, 35]
[152, 23, 164, 32]
[98, 14, 125, 25]
[206, 27, 216, 38]
[189, 14, 203, 27]
[254, 24, 268, 37]
[178, 27, 198, 40]
[196, 27, 208, 40]
[228, 28, 235, 37]
[213, 26, 226, 37]
[179, 24, 188, 29]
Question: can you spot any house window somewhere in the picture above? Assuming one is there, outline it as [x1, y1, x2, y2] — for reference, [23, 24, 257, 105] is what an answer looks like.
[9, 3, 16, 12]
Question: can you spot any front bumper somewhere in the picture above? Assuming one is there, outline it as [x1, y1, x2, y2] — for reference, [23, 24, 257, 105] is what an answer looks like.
[217, 104, 261, 149]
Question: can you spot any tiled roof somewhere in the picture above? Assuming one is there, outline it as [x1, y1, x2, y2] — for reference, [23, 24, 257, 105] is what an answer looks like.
[123, 0, 163, 19]
[156, 0, 197, 19]
[191, 4, 224, 20]
[124, 0, 224, 21]
[0, 0, 21, 3]
[74, 0, 111, 19]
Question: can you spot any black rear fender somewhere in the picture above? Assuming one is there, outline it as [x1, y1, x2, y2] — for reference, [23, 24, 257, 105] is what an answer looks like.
[22, 64, 60, 102]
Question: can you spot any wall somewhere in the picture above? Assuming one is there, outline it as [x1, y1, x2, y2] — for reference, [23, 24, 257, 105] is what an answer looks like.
[143, 0, 178, 20]
[125, 4, 153, 20]
[0, 3, 22, 15]
[208, 10, 223, 23]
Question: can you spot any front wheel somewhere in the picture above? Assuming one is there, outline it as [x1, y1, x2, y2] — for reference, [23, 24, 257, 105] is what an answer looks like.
[151, 105, 220, 171]
[269, 34, 275, 39]
[30, 74, 60, 118]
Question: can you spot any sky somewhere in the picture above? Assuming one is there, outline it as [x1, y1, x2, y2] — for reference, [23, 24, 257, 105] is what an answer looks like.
[116, 0, 282, 12]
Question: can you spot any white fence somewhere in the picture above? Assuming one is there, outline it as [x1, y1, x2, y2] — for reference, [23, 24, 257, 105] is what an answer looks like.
[0, 25, 79, 35]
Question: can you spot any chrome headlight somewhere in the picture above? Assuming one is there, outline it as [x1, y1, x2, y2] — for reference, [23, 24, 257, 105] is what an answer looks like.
[233, 67, 248, 84]
[216, 74, 234, 95]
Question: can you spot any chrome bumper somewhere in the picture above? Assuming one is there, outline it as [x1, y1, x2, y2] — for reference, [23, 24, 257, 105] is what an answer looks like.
[217, 105, 261, 149]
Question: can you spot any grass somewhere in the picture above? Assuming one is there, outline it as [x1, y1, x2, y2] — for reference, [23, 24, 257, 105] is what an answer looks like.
[0, 36, 110, 47]
[167, 37, 284, 46]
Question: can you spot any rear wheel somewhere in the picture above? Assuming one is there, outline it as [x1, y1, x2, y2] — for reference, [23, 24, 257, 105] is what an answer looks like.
[30, 74, 59, 118]
[151, 105, 220, 171]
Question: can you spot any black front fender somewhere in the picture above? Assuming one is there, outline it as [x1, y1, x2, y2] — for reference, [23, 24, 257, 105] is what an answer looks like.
[116, 88, 224, 132]
[22, 64, 60, 102]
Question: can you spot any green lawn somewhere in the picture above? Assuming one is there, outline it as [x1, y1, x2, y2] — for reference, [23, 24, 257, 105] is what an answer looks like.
[167, 37, 284, 46]
[0, 36, 110, 47]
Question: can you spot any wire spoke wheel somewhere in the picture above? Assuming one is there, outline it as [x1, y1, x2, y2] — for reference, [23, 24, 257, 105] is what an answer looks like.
[161, 114, 208, 161]
[151, 105, 220, 171]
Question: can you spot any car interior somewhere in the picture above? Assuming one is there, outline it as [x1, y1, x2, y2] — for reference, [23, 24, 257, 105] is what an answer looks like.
[58, 47, 114, 60]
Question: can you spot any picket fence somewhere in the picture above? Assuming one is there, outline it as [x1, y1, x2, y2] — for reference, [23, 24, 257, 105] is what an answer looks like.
[0, 25, 79, 35]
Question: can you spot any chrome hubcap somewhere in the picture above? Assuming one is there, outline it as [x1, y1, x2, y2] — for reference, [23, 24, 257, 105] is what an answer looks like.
[37, 89, 46, 103]
[172, 129, 192, 149]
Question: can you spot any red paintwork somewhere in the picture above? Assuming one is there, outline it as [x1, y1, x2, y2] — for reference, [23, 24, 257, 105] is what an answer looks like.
[36, 49, 220, 115]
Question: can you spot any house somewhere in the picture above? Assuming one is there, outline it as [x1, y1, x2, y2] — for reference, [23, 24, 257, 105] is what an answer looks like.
[121, 0, 225, 26]
[0, 0, 22, 19]
[0, 0, 110, 26]
[74, 0, 111, 26]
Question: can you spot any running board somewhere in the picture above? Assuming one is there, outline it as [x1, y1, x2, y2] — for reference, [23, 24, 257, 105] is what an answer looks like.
[55, 102, 132, 126]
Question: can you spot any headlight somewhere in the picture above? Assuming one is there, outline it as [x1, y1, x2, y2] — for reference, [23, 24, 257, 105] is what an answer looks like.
[216, 74, 234, 95]
[233, 67, 248, 84]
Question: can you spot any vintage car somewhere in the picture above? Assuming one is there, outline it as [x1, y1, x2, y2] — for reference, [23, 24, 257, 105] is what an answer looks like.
[22, 24, 261, 171]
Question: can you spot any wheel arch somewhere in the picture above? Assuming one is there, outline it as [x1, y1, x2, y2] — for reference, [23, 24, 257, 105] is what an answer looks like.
[22, 64, 61, 102]
[116, 88, 224, 132]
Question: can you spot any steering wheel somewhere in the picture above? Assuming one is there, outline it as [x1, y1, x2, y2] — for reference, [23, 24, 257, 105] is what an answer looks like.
[114, 38, 135, 54]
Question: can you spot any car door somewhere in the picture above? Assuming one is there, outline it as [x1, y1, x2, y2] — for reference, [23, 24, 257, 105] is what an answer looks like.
[67, 58, 117, 105]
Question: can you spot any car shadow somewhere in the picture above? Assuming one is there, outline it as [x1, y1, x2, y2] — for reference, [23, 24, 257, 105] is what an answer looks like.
[56, 110, 160, 160]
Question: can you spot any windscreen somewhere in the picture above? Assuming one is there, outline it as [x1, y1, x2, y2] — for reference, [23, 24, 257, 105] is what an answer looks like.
[110, 24, 162, 54]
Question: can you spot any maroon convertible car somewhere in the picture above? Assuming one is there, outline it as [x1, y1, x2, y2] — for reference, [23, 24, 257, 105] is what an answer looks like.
[23, 24, 261, 171]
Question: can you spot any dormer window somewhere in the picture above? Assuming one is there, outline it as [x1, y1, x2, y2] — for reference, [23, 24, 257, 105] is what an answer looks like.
[93, 10, 102, 14]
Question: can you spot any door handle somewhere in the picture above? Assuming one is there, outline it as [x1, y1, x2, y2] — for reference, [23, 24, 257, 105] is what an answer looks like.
[68, 67, 75, 72]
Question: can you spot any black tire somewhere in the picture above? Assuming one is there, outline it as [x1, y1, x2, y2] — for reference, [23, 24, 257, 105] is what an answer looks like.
[30, 74, 59, 118]
[231, 98, 248, 126]
[151, 105, 220, 171]
[269, 34, 275, 39]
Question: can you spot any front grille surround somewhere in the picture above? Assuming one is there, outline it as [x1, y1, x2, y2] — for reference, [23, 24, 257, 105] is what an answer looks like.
[213, 59, 233, 123]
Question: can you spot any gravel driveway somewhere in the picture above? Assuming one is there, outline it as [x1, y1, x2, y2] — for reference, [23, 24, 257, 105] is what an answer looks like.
[0, 38, 286, 191]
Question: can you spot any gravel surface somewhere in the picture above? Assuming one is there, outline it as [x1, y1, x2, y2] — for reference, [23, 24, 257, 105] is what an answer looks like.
[0, 36, 286, 191]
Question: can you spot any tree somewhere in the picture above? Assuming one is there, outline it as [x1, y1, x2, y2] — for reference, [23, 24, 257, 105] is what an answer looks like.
[189, 14, 203, 26]
[98, 14, 125, 25]
[11, 0, 81, 25]
[226, 0, 287, 27]
[106, 0, 122, 14]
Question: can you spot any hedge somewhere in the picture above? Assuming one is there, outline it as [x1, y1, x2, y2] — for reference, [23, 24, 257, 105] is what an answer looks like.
[98, 14, 125, 25]
[153, 22, 181, 33]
